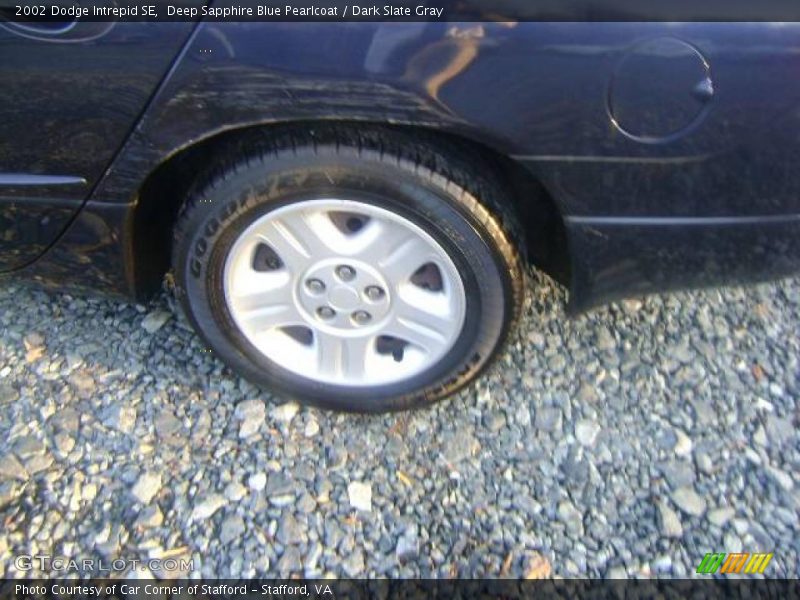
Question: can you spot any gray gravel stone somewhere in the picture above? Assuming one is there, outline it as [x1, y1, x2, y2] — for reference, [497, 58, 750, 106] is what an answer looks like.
[248, 472, 267, 492]
[52, 432, 75, 457]
[134, 505, 164, 528]
[658, 502, 683, 538]
[342, 551, 365, 577]
[265, 473, 294, 497]
[673, 429, 693, 458]
[652, 555, 673, 573]
[277, 513, 305, 546]
[303, 420, 320, 437]
[707, 507, 736, 527]
[24, 332, 44, 348]
[766, 415, 793, 446]
[0, 482, 18, 508]
[13, 436, 45, 459]
[696, 453, 714, 475]
[131, 471, 161, 504]
[558, 499, 584, 534]
[595, 327, 616, 351]
[277, 546, 303, 574]
[396, 525, 420, 563]
[219, 514, 246, 545]
[576, 383, 598, 403]
[103, 404, 137, 433]
[440, 431, 479, 464]
[535, 407, 562, 433]
[671, 487, 707, 517]
[0, 453, 29, 482]
[224, 482, 247, 502]
[0, 383, 19, 406]
[767, 466, 794, 491]
[270, 402, 300, 423]
[141, 310, 172, 333]
[575, 420, 600, 446]
[483, 411, 506, 432]
[660, 461, 695, 489]
[608, 566, 627, 578]
[190, 494, 227, 521]
[347, 481, 372, 512]
[155, 410, 182, 439]
[235, 400, 265, 439]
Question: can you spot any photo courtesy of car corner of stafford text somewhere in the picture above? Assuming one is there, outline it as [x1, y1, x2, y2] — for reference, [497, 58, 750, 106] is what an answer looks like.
[0, 0, 798, 594]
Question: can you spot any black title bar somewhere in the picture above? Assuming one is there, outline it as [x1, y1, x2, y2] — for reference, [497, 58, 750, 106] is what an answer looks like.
[3, 0, 800, 22]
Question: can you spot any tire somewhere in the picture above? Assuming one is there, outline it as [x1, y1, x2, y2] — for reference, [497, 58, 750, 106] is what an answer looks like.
[172, 125, 525, 412]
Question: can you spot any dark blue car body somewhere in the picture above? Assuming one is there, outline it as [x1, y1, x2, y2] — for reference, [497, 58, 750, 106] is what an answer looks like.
[2, 20, 800, 311]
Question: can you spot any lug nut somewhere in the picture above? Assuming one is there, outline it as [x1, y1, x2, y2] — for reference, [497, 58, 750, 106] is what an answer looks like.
[336, 265, 356, 281]
[306, 278, 325, 294]
[317, 306, 336, 320]
[352, 310, 372, 325]
[364, 285, 385, 301]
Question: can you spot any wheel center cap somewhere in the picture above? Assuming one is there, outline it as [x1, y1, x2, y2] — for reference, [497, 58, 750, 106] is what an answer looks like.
[328, 286, 360, 311]
[297, 258, 393, 330]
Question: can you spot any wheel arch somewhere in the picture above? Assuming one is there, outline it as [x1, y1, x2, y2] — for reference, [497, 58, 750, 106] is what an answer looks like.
[130, 120, 571, 300]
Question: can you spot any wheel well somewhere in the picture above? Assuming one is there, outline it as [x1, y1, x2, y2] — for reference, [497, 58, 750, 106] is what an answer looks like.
[131, 121, 570, 299]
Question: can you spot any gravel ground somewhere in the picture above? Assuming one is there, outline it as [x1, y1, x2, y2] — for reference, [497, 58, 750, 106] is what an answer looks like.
[0, 269, 798, 579]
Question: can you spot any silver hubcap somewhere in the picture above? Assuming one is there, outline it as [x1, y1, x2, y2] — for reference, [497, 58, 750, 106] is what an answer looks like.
[223, 199, 466, 386]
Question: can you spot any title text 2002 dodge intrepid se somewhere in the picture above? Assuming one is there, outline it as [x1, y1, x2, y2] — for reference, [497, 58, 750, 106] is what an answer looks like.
[2, 20, 799, 411]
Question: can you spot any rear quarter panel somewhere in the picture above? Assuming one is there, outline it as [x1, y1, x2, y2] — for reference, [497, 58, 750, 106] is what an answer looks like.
[93, 22, 800, 214]
[44, 22, 800, 305]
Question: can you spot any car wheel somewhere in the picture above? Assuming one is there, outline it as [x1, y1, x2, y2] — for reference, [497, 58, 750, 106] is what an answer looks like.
[172, 126, 525, 412]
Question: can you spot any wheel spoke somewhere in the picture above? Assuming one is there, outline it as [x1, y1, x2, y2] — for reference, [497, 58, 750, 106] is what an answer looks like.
[343, 335, 373, 379]
[349, 217, 404, 255]
[227, 272, 304, 330]
[376, 230, 434, 282]
[314, 332, 375, 380]
[228, 269, 289, 301]
[255, 210, 335, 272]
[385, 291, 452, 353]
[314, 331, 345, 378]
[237, 303, 302, 331]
